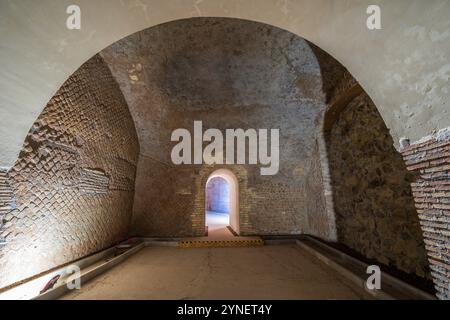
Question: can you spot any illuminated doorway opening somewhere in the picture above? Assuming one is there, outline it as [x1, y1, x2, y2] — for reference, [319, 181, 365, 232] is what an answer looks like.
[205, 169, 239, 237]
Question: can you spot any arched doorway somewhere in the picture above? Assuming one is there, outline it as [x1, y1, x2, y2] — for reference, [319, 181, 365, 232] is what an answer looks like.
[205, 169, 239, 236]
[205, 177, 230, 235]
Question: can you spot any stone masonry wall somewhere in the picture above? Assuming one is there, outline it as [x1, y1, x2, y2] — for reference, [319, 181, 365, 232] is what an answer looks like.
[401, 132, 450, 299]
[327, 91, 429, 279]
[0, 55, 139, 290]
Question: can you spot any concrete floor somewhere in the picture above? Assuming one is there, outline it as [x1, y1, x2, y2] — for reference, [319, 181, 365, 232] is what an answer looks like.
[206, 211, 232, 238]
[62, 245, 370, 300]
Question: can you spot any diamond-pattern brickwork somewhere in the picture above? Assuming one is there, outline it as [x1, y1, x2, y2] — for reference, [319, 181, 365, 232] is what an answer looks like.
[0, 55, 139, 290]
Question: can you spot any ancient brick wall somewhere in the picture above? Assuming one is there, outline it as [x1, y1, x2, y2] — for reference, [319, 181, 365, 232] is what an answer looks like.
[326, 91, 430, 279]
[131, 158, 194, 237]
[102, 18, 332, 238]
[128, 110, 325, 238]
[401, 132, 450, 299]
[303, 142, 330, 239]
[0, 170, 13, 246]
[0, 55, 139, 290]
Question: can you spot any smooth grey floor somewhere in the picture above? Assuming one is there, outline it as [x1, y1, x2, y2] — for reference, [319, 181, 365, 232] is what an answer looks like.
[62, 245, 370, 300]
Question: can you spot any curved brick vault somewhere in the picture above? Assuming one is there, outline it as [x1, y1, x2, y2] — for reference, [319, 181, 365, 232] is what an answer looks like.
[0, 55, 139, 289]
[0, 17, 448, 299]
[2, 1, 450, 170]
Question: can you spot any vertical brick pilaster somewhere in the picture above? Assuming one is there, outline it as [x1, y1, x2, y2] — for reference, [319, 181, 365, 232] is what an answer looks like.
[401, 137, 450, 300]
